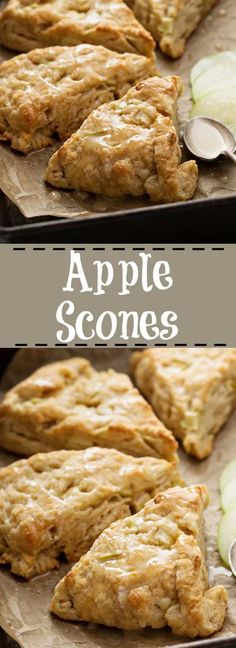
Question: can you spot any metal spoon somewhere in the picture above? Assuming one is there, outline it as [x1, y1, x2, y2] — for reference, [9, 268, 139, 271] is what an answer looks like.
[229, 540, 236, 577]
[183, 116, 236, 163]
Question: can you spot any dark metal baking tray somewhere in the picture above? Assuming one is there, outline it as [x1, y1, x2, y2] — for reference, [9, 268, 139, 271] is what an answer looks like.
[0, 0, 235, 244]
[0, 192, 236, 243]
[0, 627, 235, 648]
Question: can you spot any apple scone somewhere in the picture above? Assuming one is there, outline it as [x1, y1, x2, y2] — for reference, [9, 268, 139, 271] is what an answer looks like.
[0, 447, 181, 578]
[51, 484, 227, 638]
[0, 44, 157, 153]
[0, 357, 177, 461]
[124, 0, 219, 58]
[131, 348, 236, 459]
[45, 76, 198, 202]
[0, 0, 155, 57]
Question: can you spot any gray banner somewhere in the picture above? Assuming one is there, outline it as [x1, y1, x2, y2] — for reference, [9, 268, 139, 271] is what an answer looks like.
[0, 244, 234, 347]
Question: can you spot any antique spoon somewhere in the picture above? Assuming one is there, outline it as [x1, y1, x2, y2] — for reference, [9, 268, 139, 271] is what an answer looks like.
[183, 116, 236, 163]
[229, 539, 236, 577]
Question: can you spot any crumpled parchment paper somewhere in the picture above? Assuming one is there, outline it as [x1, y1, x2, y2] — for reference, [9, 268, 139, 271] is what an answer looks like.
[0, 349, 236, 648]
[0, 0, 235, 218]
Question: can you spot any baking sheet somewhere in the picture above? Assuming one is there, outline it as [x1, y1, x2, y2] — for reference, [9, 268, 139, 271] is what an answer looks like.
[0, 0, 235, 219]
[0, 348, 236, 648]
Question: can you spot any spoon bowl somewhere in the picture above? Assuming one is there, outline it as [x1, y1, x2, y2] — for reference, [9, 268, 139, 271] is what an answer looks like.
[183, 116, 236, 163]
[229, 539, 236, 577]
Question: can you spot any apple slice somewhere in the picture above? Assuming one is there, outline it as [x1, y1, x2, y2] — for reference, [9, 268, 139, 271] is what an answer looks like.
[191, 86, 236, 136]
[221, 476, 236, 512]
[191, 51, 236, 87]
[191, 64, 236, 102]
[218, 505, 236, 566]
[190, 51, 236, 99]
[220, 459, 236, 493]
[190, 51, 236, 136]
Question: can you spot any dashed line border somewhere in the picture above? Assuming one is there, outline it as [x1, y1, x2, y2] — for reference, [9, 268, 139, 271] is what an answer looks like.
[11, 245, 227, 347]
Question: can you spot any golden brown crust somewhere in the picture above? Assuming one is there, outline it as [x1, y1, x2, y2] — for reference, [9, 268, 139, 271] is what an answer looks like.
[45, 76, 198, 202]
[0, 357, 177, 461]
[0, 44, 157, 153]
[124, 0, 219, 58]
[130, 348, 236, 459]
[0, 0, 155, 57]
[51, 484, 227, 637]
[0, 447, 181, 578]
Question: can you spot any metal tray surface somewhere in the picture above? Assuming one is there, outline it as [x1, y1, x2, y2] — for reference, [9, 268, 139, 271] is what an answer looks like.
[0, 194, 236, 243]
[0, 0, 235, 241]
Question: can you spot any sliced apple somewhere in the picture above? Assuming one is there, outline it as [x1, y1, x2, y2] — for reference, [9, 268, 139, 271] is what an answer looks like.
[220, 459, 236, 493]
[221, 476, 236, 512]
[191, 65, 236, 102]
[190, 51, 236, 135]
[191, 51, 236, 87]
[218, 505, 236, 566]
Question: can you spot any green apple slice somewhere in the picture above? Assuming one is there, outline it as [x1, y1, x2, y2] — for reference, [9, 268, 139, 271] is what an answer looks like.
[190, 54, 236, 102]
[192, 69, 236, 102]
[191, 51, 236, 87]
[220, 459, 236, 493]
[218, 505, 236, 566]
[191, 87, 236, 136]
[221, 476, 236, 512]
[190, 51, 236, 135]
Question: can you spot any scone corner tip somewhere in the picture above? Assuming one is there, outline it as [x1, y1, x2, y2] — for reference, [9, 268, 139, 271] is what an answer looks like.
[50, 483, 227, 637]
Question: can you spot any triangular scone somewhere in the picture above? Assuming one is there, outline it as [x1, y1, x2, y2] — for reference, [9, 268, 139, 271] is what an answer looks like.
[0, 357, 177, 461]
[45, 76, 198, 203]
[0, 447, 181, 578]
[0, 0, 155, 57]
[0, 45, 157, 153]
[51, 485, 227, 638]
[131, 348, 236, 459]
[125, 0, 219, 58]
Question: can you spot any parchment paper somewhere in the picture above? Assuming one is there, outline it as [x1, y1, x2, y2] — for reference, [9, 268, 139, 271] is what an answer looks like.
[0, 349, 236, 648]
[0, 0, 235, 218]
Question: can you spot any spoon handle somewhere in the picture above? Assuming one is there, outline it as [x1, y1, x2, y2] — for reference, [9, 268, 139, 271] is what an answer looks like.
[225, 150, 236, 164]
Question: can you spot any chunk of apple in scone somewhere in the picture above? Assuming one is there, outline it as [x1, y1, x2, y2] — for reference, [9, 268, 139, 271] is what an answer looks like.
[45, 76, 198, 203]
[131, 348, 236, 459]
[125, 0, 219, 58]
[51, 485, 227, 638]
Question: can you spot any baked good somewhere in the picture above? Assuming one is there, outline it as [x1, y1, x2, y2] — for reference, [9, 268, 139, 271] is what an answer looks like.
[45, 76, 198, 202]
[0, 0, 155, 57]
[0, 357, 177, 461]
[131, 348, 236, 459]
[0, 44, 157, 153]
[51, 484, 227, 637]
[125, 0, 219, 58]
[0, 447, 181, 578]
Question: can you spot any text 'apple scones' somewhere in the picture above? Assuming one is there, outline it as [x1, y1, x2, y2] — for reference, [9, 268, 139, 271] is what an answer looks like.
[45, 76, 198, 202]
[125, 0, 219, 58]
[0, 45, 157, 153]
[131, 348, 236, 459]
[0, 357, 177, 460]
[51, 484, 227, 637]
[0, 447, 181, 578]
[0, 0, 155, 57]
